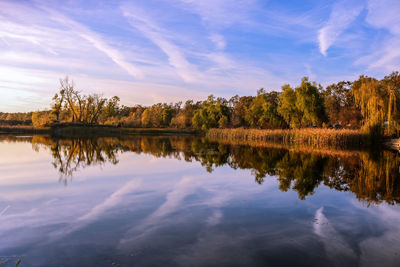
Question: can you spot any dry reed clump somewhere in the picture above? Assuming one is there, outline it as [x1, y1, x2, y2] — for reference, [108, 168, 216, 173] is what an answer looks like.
[206, 128, 370, 148]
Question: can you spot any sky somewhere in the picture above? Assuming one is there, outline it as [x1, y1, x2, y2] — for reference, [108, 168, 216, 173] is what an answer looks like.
[0, 0, 399, 112]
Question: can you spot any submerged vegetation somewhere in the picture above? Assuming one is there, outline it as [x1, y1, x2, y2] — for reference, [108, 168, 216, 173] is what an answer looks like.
[1, 71, 400, 142]
[3, 135, 399, 204]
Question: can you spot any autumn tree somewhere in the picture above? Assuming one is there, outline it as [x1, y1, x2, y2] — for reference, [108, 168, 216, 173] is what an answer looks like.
[32, 111, 52, 127]
[51, 89, 65, 121]
[352, 76, 385, 135]
[381, 72, 400, 135]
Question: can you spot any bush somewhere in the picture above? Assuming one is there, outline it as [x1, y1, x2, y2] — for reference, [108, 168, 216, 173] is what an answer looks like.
[32, 112, 52, 128]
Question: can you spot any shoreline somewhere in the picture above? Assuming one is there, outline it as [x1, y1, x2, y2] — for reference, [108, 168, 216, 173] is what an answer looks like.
[0, 125, 200, 136]
[1, 125, 397, 151]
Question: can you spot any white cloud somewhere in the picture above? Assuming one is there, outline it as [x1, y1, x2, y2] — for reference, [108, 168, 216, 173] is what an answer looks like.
[358, 0, 400, 73]
[318, 0, 364, 56]
[366, 0, 400, 35]
[47, 179, 142, 241]
[209, 33, 226, 50]
[39, 7, 145, 79]
[179, 0, 255, 28]
[313, 207, 357, 266]
[122, 5, 200, 83]
[358, 204, 400, 266]
[119, 176, 197, 245]
[3, 0, 397, 112]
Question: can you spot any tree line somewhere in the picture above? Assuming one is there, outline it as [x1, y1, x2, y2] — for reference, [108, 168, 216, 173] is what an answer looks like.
[2, 72, 399, 135]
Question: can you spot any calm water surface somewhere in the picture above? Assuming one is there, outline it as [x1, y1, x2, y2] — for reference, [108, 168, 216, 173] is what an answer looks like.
[0, 135, 400, 267]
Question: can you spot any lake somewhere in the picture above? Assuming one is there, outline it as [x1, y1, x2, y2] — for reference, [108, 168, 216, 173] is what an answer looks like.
[0, 135, 399, 267]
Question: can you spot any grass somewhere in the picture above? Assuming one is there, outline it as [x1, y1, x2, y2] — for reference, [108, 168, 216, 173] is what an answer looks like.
[0, 125, 50, 134]
[206, 128, 372, 148]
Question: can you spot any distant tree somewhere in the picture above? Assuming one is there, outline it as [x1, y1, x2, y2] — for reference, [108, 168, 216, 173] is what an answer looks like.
[245, 89, 285, 129]
[83, 94, 107, 124]
[141, 109, 151, 127]
[162, 106, 174, 126]
[192, 95, 230, 130]
[278, 84, 300, 128]
[229, 95, 253, 127]
[51, 89, 65, 121]
[100, 96, 120, 124]
[59, 76, 80, 122]
[323, 81, 349, 124]
[5, 113, 16, 121]
[295, 77, 326, 127]
[32, 111, 52, 127]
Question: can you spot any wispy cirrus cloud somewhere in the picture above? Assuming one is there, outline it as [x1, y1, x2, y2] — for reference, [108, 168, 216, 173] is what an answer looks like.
[179, 0, 256, 28]
[47, 178, 142, 242]
[39, 6, 145, 80]
[209, 33, 226, 50]
[318, 0, 364, 56]
[313, 207, 357, 265]
[122, 4, 200, 83]
[1, 0, 399, 112]
[119, 176, 197, 247]
[358, 0, 400, 73]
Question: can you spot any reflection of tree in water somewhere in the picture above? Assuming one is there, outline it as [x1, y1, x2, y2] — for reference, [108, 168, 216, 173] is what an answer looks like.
[49, 138, 120, 184]
[4, 134, 400, 203]
[30, 136, 121, 184]
[276, 153, 327, 200]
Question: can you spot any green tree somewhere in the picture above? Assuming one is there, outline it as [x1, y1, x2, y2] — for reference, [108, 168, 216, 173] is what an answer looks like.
[246, 89, 285, 128]
[278, 84, 300, 128]
[229, 95, 253, 127]
[295, 77, 326, 127]
[192, 95, 230, 130]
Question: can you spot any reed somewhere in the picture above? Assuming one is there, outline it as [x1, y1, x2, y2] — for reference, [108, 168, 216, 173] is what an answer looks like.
[206, 128, 371, 148]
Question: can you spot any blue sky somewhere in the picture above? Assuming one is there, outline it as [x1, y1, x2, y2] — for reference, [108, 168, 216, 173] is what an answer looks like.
[1, 0, 399, 112]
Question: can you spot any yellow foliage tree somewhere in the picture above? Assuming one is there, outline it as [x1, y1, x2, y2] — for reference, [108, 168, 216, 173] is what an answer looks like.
[352, 76, 385, 135]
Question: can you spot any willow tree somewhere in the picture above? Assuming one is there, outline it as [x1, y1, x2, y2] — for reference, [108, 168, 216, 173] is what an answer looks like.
[352, 76, 385, 135]
[382, 72, 400, 136]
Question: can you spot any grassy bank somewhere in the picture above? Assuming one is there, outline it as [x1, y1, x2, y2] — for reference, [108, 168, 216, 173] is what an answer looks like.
[0, 125, 199, 136]
[52, 126, 199, 137]
[206, 128, 372, 148]
[0, 126, 50, 134]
